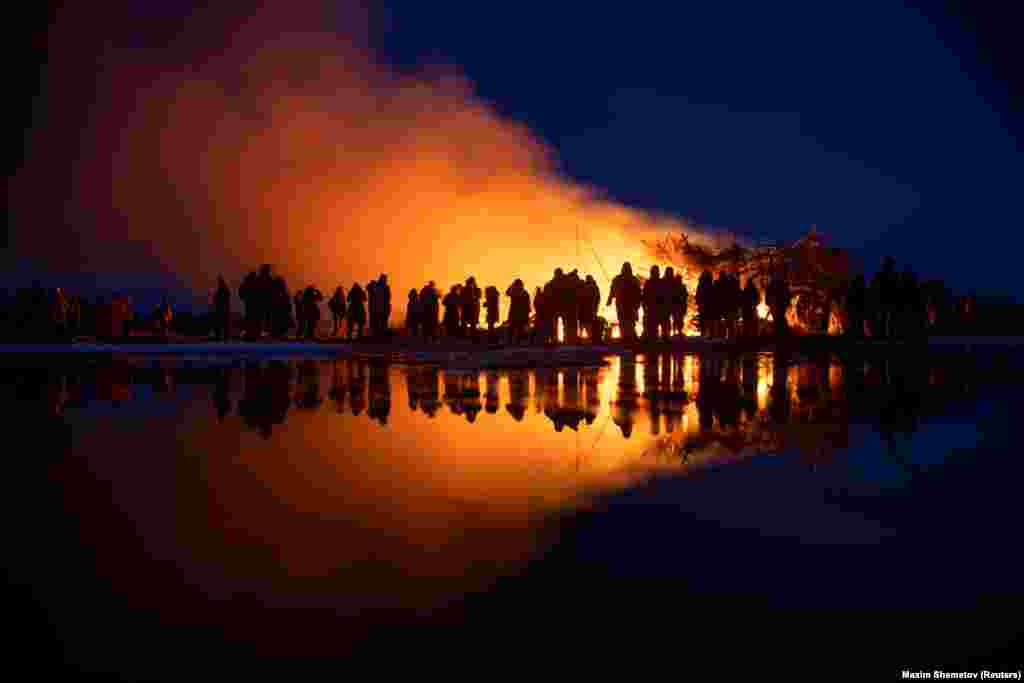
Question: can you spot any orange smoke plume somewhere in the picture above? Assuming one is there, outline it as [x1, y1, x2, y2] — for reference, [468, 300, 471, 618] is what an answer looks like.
[13, 1, 721, 319]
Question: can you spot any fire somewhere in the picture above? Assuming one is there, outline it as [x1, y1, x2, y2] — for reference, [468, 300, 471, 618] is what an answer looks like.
[757, 301, 770, 319]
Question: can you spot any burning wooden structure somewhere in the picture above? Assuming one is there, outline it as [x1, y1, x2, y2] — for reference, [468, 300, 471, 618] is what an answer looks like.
[645, 226, 852, 335]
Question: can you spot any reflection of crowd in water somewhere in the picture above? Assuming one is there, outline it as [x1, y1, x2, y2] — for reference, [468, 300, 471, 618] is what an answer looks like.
[3, 354, 1004, 454]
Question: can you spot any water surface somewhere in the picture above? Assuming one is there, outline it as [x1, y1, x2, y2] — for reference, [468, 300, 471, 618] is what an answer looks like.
[6, 350, 1023, 671]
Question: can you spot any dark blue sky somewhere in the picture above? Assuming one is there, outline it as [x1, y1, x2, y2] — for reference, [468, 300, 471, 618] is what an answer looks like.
[9, 1, 1023, 303]
[367, 1, 1021, 295]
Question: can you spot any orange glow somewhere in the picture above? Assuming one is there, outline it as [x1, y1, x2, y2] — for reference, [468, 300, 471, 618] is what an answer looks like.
[757, 301, 770, 319]
[22, 2, 727, 317]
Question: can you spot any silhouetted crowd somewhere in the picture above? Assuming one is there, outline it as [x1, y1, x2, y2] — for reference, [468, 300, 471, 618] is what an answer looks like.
[2, 255, 1001, 343]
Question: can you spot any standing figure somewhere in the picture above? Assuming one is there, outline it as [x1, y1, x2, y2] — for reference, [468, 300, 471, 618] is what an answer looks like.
[302, 286, 324, 340]
[328, 286, 346, 338]
[157, 297, 173, 339]
[580, 275, 601, 343]
[443, 284, 463, 338]
[270, 277, 292, 338]
[214, 276, 231, 341]
[483, 285, 500, 340]
[506, 279, 531, 344]
[461, 277, 481, 338]
[871, 256, 899, 339]
[52, 287, 68, 340]
[672, 274, 688, 338]
[67, 294, 82, 339]
[607, 262, 641, 342]
[657, 268, 674, 341]
[239, 271, 260, 340]
[846, 274, 867, 338]
[366, 279, 379, 337]
[294, 290, 305, 340]
[346, 283, 367, 340]
[406, 289, 422, 338]
[375, 274, 391, 339]
[742, 278, 760, 338]
[695, 270, 714, 337]
[642, 265, 662, 342]
[419, 282, 440, 342]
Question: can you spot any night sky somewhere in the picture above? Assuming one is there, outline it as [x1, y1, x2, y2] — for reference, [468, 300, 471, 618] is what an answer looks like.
[9, 1, 1023, 304]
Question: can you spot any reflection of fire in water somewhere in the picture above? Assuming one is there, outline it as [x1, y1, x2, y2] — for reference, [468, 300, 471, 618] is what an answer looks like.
[557, 318, 565, 343]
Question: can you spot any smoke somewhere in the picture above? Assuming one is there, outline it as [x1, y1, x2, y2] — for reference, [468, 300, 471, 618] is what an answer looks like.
[12, 1, 727, 314]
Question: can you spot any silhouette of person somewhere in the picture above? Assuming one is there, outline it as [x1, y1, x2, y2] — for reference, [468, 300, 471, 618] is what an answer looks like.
[239, 271, 259, 340]
[214, 277, 232, 341]
[294, 290, 305, 339]
[419, 282, 440, 343]
[66, 294, 82, 339]
[695, 270, 714, 337]
[406, 289, 421, 339]
[346, 283, 367, 340]
[563, 269, 583, 343]
[461, 277, 481, 339]
[742, 278, 760, 338]
[871, 256, 899, 339]
[374, 274, 392, 339]
[669, 275, 685, 338]
[328, 286, 346, 338]
[642, 265, 662, 342]
[580, 274, 601, 343]
[52, 287, 68, 340]
[443, 285, 462, 338]
[255, 265, 274, 335]
[368, 361, 391, 426]
[607, 263, 641, 342]
[483, 285, 500, 341]
[506, 279, 531, 345]
[658, 268, 675, 341]
[846, 274, 867, 338]
[533, 285, 550, 344]
[157, 296, 173, 339]
[302, 286, 324, 340]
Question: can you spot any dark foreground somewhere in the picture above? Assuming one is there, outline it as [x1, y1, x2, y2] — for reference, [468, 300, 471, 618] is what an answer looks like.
[4, 348, 1022, 677]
